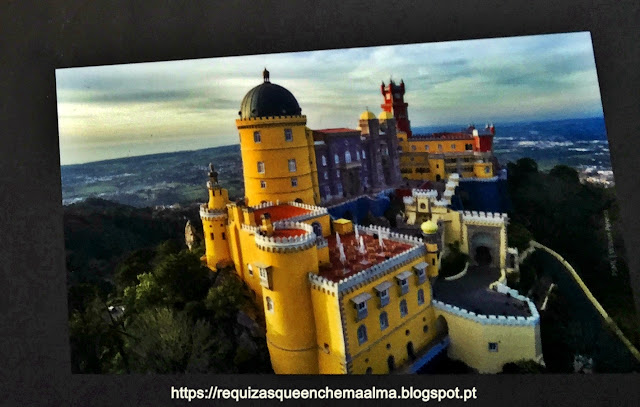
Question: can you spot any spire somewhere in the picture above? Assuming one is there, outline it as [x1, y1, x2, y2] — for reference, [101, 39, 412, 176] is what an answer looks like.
[263, 67, 270, 83]
[208, 162, 219, 185]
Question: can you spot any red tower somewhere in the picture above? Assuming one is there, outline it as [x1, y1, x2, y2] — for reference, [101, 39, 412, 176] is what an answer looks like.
[381, 79, 412, 138]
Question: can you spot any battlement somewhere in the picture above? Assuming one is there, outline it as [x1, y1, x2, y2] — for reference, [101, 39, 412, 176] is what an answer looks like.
[459, 176, 499, 183]
[355, 224, 423, 246]
[403, 196, 415, 205]
[433, 295, 540, 326]
[241, 223, 260, 233]
[236, 115, 307, 124]
[309, 272, 339, 295]
[461, 211, 508, 225]
[411, 189, 438, 198]
[433, 199, 450, 207]
[285, 200, 328, 222]
[199, 204, 227, 220]
[254, 221, 317, 252]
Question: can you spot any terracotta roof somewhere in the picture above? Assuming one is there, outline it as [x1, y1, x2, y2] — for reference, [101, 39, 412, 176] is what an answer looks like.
[253, 203, 312, 223]
[314, 128, 360, 134]
[318, 232, 413, 282]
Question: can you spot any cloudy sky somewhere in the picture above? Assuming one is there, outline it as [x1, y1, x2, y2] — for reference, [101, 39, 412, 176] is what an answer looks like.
[56, 31, 603, 165]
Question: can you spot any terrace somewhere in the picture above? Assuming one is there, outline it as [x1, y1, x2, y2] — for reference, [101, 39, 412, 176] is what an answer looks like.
[253, 203, 312, 223]
[318, 231, 414, 282]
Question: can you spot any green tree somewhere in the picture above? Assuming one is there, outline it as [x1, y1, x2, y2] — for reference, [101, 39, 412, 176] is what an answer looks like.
[507, 221, 533, 252]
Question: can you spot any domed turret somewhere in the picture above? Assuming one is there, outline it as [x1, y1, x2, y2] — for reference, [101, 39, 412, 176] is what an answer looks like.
[360, 110, 376, 120]
[239, 69, 302, 119]
[378, 111, 394, 120]
[420, 219, 438, 235]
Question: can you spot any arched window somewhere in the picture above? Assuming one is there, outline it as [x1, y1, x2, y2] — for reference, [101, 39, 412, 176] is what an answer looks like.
[362, 150, 366, 159]
[357, 324, 368, 345]
[417, 289, 425, 305]
[400, 299, 408, 317]
[379, 312, 389, 331]
[266, 297, 274, 312]
[356, 151, 361, 161]
[322, 155, 327, 166]
[345, 151, 351, 163]
[334, 154, 340, 164]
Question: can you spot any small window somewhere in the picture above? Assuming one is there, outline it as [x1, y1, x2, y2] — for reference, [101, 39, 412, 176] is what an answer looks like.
[248, 264, 253, 276]
[411, 145, 416, 151]
[345, 151, 351, 163]
[451, 144, 456, 149]
[253, 131, 261, 143]
[400, 299, 408, 317]
[379, 312, 389, 331]
[362, 150, 366, 159]
[337, 184, 343, 195]
[417, 289, 425, 305]
[322, 155, 327, 166]
[284, 128, 293, 142]
[334, 154, 340, 164]
[398, 278, 409, 295]
[266, 297, 274, 312]
[324, 185, 331, 196]
[425, 145, 430, 151]
[288, 159, 297, 172]
[357, 325, 368, 345]
[336, 170, 340, 179]
[324, 171, 328, 180]
[488, 342, 498, 352]
[222, 232, 226, 240]
[257, 161, 265, 173]
[356, 151, 360, 161]
[365, 367, 372, 374]
[438, 144, 443, 151]
[260, 180, 266, 189]
[485, 166, 490, 174]
[291, 177, 298, 187]
[210, 232, 214, 240]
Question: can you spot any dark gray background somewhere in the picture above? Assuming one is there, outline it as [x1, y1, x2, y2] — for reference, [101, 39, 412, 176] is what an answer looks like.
[1, 0, 639, 405]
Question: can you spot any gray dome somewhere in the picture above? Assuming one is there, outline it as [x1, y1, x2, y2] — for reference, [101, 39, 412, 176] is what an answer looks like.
[239, 70, 302, 118]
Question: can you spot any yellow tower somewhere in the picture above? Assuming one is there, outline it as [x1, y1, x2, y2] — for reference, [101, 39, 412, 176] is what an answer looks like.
[236, 69, 319, 206]
[421, 220, 442, 279]
[200, 163, 231, 271]
[252, 221, 320, 374]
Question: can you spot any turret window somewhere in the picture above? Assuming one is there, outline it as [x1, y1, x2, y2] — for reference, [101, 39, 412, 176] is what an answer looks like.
[288, 159, 297, 172]
[266, 297, 274, 312]
[260, 180, 266, 189]
[210, 232, 214, 240]
[284, 128, 293, 142]
[400, 299, 408, 317]
[257, 161, 265, 173]
[417, 289, 425, 305]
[357, 324, 368, 345]
[291, 177, 298, 187]
[254, 131, 261, 143]
[379, 312, 389, 331]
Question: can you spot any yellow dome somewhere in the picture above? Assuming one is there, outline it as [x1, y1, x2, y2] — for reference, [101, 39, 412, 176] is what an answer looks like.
[360, 110, 376, 120]
[379, 111, 394, 120]
[420, 220, 438, 234]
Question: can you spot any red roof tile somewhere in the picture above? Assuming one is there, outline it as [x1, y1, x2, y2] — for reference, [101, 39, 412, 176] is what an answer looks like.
[253, 204, 312, 223]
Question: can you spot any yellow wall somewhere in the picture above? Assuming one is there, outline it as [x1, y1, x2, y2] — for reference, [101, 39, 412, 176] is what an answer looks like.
[201, 214, 231, 270]
[256, 244, 320, 374]
[435, 310, 542, 373]
[473, 162, 493, 178]
[341, 257, 438, 374]
[237, 116, 318, 206]
[311, 288, 348, 374]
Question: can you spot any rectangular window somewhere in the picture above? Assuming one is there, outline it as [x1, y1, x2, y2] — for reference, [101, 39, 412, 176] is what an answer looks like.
[210, 232, 214, 240]
[425, 145, 430, 151]
[379, 312, 389, 331]
[257, 161, 265, 173]
[222, 232, 226, 240]
[288, 159, 297, 172]
[351, 292, 371, 321]
[451, 144, 456, 149]
[284, 128, 293, 142]
[374, 281, 392, 308]
[324, 171, 328, 180]
[258, 265, 273, 289]
[254, 131, 261, 143]
[291, 177, 298, 187]
[260, 180, 266, 189]
[248, 264, 253, 276]
[488, 342, 498, 352]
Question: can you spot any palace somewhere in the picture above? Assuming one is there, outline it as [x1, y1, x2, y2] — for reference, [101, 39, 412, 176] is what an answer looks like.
[199, 69, 543, 374]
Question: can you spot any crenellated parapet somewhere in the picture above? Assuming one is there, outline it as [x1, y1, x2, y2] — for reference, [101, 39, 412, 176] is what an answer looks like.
[241, 223, 260, 233]
[309, 273, 339, 295]
[254, 221, 317, 252]
[285, 201, 328, 222]
[432, 292, 540, 326]
[411, 189, 438, 199]
[461, 211, 508, 226]
[459, 176, 499, 183]
[200, 204, 227, 220]
[355, 224, 423, 246]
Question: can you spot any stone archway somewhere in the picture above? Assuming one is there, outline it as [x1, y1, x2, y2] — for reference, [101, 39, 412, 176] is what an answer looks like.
[469, 231, 498, 267]
[435, 315, 449, 337]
